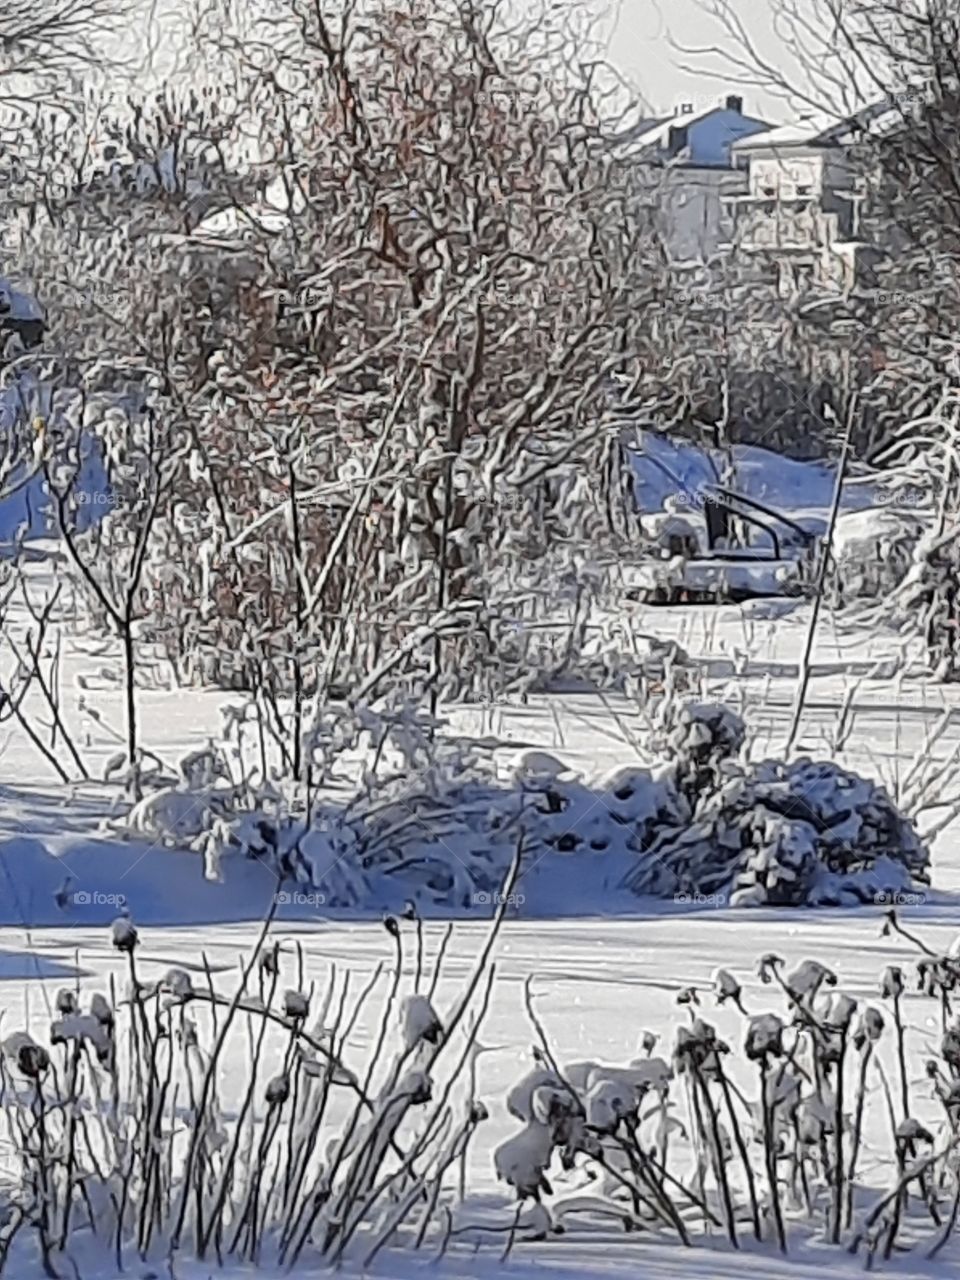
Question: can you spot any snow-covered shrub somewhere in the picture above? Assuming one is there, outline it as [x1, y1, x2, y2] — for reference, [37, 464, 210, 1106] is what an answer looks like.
[626, 754, 928, 907]
[870, 524, 960, 680]
[101, 693, 927, 914]
[653, 700, 747, 804]
[826, 507, 926, 603]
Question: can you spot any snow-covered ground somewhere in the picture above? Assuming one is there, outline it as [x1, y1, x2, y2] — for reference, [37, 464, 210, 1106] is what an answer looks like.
[1, 434, 958, 1276]
[4, 904, 960, 1278]
[3, 557, 960, 1274]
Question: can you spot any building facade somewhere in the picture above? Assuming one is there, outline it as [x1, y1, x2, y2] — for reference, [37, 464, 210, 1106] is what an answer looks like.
[726, 112, 892, 296]
[610, 97, 772, 262]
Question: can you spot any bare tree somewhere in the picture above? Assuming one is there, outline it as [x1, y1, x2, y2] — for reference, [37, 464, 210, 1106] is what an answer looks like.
[8, 0, 701, 761]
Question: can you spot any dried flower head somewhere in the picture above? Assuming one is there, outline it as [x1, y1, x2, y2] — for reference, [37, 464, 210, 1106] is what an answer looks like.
[745, 1013, 785, 1062]
[881, 966, 905, 1000]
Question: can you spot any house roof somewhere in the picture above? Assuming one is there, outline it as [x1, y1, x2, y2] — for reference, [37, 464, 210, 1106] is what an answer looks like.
[605, 113, 670, 149]
[608, 101, 772, 154]
[731, 113, 839, 151]
[731, 99, 909, 152]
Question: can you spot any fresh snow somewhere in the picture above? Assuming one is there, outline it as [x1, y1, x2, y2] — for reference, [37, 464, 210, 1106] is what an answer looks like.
[1, 469, 959, 1276]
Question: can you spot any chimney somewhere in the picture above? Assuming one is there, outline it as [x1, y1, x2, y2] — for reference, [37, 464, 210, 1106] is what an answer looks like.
[725, 95, 743, 113]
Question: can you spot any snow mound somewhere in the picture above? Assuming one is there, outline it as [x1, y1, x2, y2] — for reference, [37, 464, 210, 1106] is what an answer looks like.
[829, 506, 928, 600]
[626, 752, 928, 908]
[626, 429, 881, 523]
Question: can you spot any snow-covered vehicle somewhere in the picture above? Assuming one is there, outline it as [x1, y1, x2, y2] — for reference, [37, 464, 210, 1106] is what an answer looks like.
[627, 484, 818, 603]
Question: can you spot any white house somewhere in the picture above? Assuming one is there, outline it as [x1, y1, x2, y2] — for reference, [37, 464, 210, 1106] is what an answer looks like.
[610, 97, 773, 262]
[726, 103, 902, 294]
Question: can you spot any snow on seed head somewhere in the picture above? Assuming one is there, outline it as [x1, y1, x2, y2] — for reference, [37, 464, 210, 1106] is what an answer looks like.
[673, 1026, 704, 1072]
[744, 1013, 785, 1061]
[530, 1083, 578, 1126]
[625, 1057, 674, 1093]
[50, 1014, 110, 1053]
[161, 969, 194, 999]
[852, 1007, 884, 1049]
[494, 1122, 554, 1200]
[89, 994, 114, 1028]
[508, 1067, 564, 1121]
[584, 1076, 635, 1133]
[3, 1032, 50, 1079]
[881, 965, 905, 999]
[825, 992, 858, 1031]
[111, 913, 138, 953]
[639, 1030, 658, 1056]
[712, 969, 742, 1006]
[786, 959, 837, 1001]
[400, 994, 443, 1050]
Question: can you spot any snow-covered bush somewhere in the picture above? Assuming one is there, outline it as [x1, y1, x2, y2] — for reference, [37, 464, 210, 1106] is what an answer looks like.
[869, 524, 960, 680]
[626, 750, 928, 907]
[826, 506, 927, 603]
[653, 699, 747, 804]
[102, 697, 928, 914]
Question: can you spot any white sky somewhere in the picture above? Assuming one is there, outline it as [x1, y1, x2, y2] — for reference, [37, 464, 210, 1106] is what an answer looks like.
[111, 0, 795, 125]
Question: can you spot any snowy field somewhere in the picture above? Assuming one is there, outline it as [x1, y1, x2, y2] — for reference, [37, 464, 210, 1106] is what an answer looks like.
[3, 542, 960, 1277]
